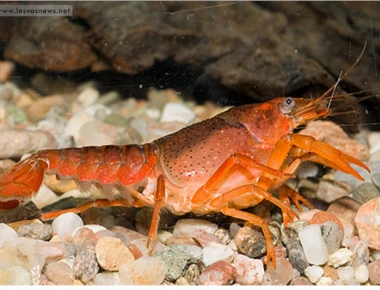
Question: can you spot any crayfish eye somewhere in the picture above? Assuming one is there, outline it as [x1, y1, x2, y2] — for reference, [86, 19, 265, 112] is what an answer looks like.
[280, 97, 296, 114]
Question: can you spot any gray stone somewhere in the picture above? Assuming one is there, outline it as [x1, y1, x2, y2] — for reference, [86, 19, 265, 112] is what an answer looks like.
[352, 182, 380, 204]
[315, 180, 351, 203]
[17, 222, 53, 241]
[153, 244, 203, 281]
[351, 241, 370, 268]
[287, 240, 309, 274]
[73, 239, 99, 283]
[371, 173, 380, 191]
[320, 221, 343, 254]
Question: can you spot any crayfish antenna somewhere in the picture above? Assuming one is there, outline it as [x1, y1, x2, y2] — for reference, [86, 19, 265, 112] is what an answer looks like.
[0, 156, 48, 210]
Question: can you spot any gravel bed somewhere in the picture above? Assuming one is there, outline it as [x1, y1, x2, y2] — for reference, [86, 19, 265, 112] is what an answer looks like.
[0, 61, 379, 285]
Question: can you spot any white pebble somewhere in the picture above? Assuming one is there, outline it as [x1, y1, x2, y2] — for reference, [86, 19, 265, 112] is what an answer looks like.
[160, 102, 195, 123]
[299, 224, 329, 265]
[76, 86, 100, 108]
[92, 272, 121, 285]
[0, 265, 31, 285]
[316, 276, 334, 286]
[52, 213, 84, 240]
[368, 132, 380, 154]
[371, 249, 380, 261]
[328, 248, 352, 268]
[338, 266, 354, 281]
[354, 264, 369, 284]
[233, 254, 264, 285]
[202, 242, 236, 267]
[0, 223, 18, 249]
[304, 265, 324, 284]
[173, 219, 218, 237]
[119, 256, 166, 285]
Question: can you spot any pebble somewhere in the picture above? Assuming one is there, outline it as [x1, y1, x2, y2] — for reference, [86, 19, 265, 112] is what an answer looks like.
[0, 61, 15, 82]
[287, 241, 309, 274]
[0, 265, 31, 285]
[192, 229, 221, 247]
[0, 223, 18, 249]
[184, 264, 200, 285]
[316, 276, 334, 285]
[338, 266, 354, 282]
[214, 228, 231, 245]
[229, 223, 241, 238]
[355, 264, 369, 284]
[17, 222, 53, 241]
[25, 95, 64, 122]
[234, 226, 266, 258]
[173, 219, 218, 237]
[95, 237, 135, 271]
[304, 265, 323, 284]
[372, 173, 380, 190]
[199, 260, 236, 285]
[327, 197, 361, 247]
[44, 261, 74, 285]
[165, 234, 198, 247]
[320, 221, 343, 254]
[160, 102, 195, 123]
[73, 239, 99, 283]
[323, 265, 339, 281]
[352, 182, 380, 204]
[156, 230, 173, 244]
[351, 241, 370, 267]
[72, 227, 95, 246]
[233, 254, 264, 285]
[202, 241, 236, 267]
[296, 162, 319, 179]
[175, 277, 189, 285]
[119, 256, 166, 285]
[289, 276, 313, 285]
[299, 224, 329, 265]
[368, 259, 380, 285]
[92, 272, 121, 285]
[328, 248, 352, 268]
[355, 196, 380, 249]
[315, 180, 351, 203]
[52, 213, 84, 241]
[262, 257, 293, 285]
[153, 244, 203, 281]
[368, 132, 380, 155]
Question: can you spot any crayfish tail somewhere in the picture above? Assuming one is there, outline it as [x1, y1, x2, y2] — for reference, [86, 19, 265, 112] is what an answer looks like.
[0, 156, 48, 209]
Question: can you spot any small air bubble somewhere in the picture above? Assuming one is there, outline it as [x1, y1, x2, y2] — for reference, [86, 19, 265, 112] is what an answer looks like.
[365, 109, 369, 115]
[294, 49, 298, 53]
[139, 84, 143, 89]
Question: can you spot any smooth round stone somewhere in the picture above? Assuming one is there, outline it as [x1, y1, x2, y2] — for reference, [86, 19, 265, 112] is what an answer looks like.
[287, 240, 309, 274]
[52, 213, 84, 240]
[354, 264, 369, 284]
[0, 265, 31, 285]
[263, 257, 293, 285]
[92, 272, 121, 285]
[73, 239, 99, 283]
[355, 197, 380, 250]
[160, 102, 195, 123]
[352, 182, 380, 204]
[320, 221, 343, 254]
[304, 265, 323, 284]
[371, 173, 380, 190]
[233, 254, 264, 285]
[173, 219, 218, 237]
[45, 261, 74, 285]
[199, 260, 236, 285]
[214, 228, 231, 245]
[202, 242, 236, 267]
[95, 237, 135, 271]
[328, 248, 352, 268]
[368, 259, 380, 285]
[119, 256, 166, 285]
[338, 266, 354, 282]
[234, 226, 266, 258]
[352, 241, 370, 267]
[299, 224, 329, 265]
[0, 223, 18, 248]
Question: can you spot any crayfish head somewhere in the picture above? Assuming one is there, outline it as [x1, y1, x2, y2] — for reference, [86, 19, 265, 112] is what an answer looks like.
[279, 96, 330, 129]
